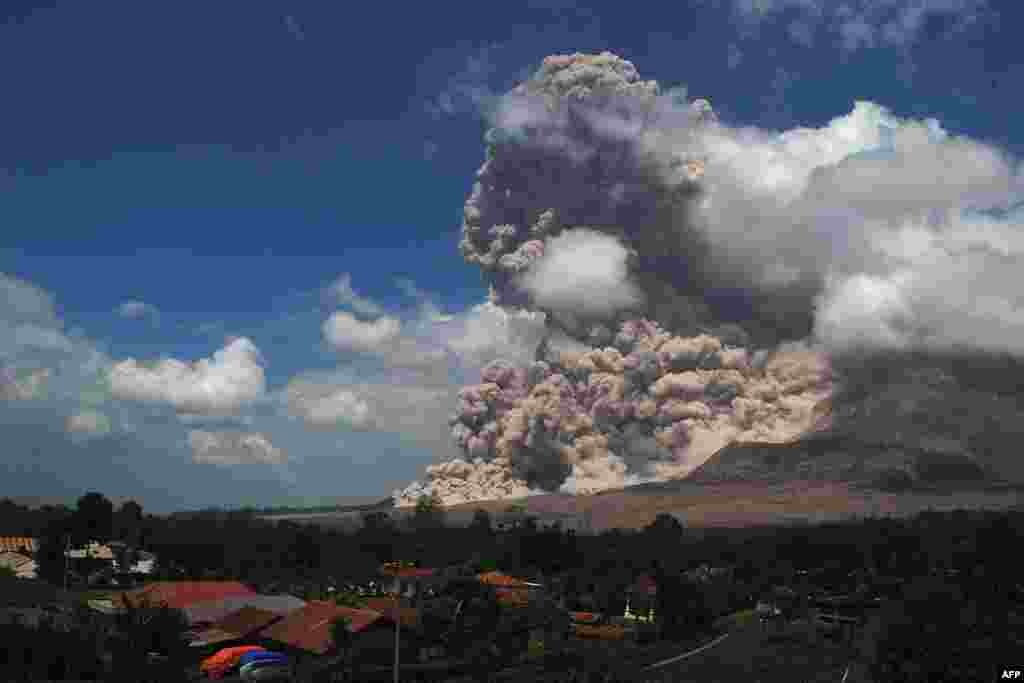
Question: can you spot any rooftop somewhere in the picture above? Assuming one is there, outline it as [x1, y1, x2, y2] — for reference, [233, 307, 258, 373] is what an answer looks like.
[119, 581, 256, 610]
[189, 607, 283, 647]
[183, 593, 306, 625]
[0, 537, 37, 554]
[258, 601, 391, 655]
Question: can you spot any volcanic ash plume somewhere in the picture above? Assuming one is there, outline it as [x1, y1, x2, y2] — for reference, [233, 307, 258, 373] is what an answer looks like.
[395, 52, 838, 506]
[396, 319, 832, 506]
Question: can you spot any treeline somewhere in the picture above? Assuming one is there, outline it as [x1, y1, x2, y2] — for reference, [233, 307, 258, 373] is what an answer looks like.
[3, 493, 1020, 600]
[167, 498, 394, 519]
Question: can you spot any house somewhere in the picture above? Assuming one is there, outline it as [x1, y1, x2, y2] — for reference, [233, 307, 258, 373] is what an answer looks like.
[107, 542, 156, 576]
[379, 564, 442, 599]
[256, 599, 435, 679]
[66, 541, 115, 561]
[477, 571, 544, 608]
[64, 541, 117, 586]
[125, 550, 156, 576]
[257, 601, 386, 656]
[0, 551, 37, 579]
[623, 574, 657, 622]
[257, 599, 449, 679]
[0, 537, 37, 555]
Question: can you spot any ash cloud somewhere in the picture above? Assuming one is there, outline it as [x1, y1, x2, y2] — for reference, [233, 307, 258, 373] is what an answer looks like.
[518, 229, 642, 319]
[395, 51, 1024, 506]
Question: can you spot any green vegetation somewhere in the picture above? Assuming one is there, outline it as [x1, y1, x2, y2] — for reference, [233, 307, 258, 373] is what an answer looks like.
[713, 608, 758, 631]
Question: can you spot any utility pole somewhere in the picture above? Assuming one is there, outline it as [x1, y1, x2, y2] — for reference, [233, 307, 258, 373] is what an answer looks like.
[392, 594, 400, 683]
[63, 534, 71, 592]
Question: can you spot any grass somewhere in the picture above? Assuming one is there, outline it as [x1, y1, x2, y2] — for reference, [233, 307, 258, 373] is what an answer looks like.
[713, 607, 758, 631]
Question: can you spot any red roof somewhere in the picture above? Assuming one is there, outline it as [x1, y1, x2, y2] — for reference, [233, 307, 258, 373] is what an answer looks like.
[477, 571, 529, 587]
[381, 566, 437, 579]
[119, 581, 256, 610]
[258, 601, 387, 655]
[570, 611, 601, 623]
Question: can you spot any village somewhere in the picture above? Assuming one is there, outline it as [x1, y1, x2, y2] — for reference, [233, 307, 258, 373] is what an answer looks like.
[0, 493, 1019, 682]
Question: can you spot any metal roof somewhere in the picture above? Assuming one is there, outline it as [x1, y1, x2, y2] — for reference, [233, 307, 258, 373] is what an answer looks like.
[119, 581, 256, 611]
[361, 597, 419, 627]
[0, 551, 34, 569]
[189, 607, 284, 647]
[183, 594, 306, 625]
[257, 601, 389, 655]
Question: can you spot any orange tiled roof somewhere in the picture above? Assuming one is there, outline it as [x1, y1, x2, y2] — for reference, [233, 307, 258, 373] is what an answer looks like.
[0, 537, 37, 554]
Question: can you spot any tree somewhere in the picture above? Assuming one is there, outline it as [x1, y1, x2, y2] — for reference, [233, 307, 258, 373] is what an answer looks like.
[468, 508, 492, 535]
[329, 616, 354, 679]
[412, 492, 445, 531]
[645, 513, 684, 542]
[358, 511, 397, 563]
[73, 492, 114, 544]
[106, 594, 191, 680]
[333, 592, 365, 609]
[868, 576, 1012, 682]
[114, 500, 143, 545]
[0, 564, 15, 579]
[330, 616, 352, 650]
[35, 519, 72, 587]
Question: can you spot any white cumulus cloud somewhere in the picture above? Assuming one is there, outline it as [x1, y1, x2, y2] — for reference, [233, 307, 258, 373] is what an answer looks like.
[323, 312, 401, 353]
[326, 274, 386, 317]
[188, 430, 287, 466]
[108, 337, 266, 416]
[66, 410, 112, 438]
[285, 382, 374, 430]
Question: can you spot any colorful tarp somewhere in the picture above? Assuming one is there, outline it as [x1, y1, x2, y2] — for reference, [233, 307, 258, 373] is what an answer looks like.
[237, 651, 288, 668]
[200, 645, 266, 679]
[239, 657, 289, 677]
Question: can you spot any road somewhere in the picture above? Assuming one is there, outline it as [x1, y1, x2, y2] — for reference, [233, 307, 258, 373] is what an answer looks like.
[631, 623, 854, 683]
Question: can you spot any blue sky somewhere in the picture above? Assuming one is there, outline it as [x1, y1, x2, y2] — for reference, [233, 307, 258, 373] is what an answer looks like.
[1, 0, 1021, 512]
